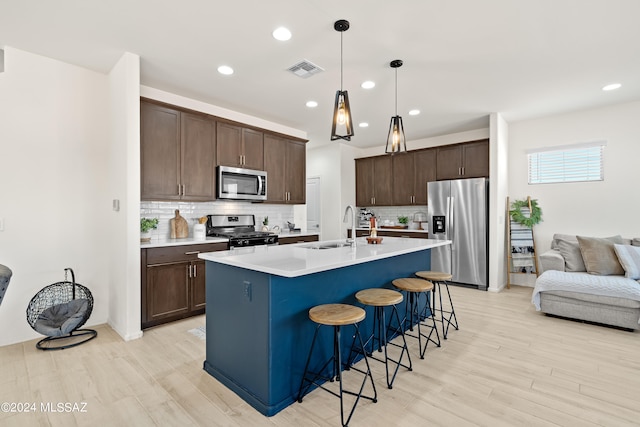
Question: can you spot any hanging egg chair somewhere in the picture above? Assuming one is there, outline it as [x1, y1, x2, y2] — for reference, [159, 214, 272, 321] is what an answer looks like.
[26, 268, 97, 350]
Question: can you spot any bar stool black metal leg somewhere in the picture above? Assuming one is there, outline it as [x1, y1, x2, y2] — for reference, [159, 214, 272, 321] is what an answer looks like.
[298, 322, 377, 427]
[442, 281, 459, 337]
[417, 291, 441, 359]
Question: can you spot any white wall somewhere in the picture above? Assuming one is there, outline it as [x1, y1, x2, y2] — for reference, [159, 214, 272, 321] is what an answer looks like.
[508, 101, 640, 266]
[107, 52, 142, 341]
[0, 47, 111, 346]
[489, 113, 509, 291]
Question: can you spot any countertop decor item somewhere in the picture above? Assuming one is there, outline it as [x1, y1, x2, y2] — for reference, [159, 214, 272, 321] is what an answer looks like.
[366, 236, 383, 244]
[413, 212, 427, 230]
[140, 217, 158, 242]
[193, 216, 207, 241]
[170, 210, 188, 239]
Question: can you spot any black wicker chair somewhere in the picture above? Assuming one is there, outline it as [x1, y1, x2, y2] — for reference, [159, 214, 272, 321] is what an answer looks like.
[26, 268, 97, 350]
[0, 264, 12, 307]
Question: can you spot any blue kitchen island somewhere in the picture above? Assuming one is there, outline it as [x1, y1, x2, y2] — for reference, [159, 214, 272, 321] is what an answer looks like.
[198, 237, 450, 416]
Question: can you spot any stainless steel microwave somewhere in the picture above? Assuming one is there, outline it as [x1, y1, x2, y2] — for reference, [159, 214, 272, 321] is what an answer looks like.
[217, 166, 267, 201]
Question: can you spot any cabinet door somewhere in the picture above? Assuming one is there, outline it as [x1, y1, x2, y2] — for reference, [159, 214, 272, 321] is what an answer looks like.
[242, 128, 264, 170]
[413, 148, 436, 205]
[462, 139, 489, 178]
[146, 262, 190, 322]
[264, 135, 287, 202]
[216, 122, 243, 167]
[141, 102, 181, 200]
[355, 158, 374, 206]
[190, 260, 207, 311]
[392, 153, 415, 205]
[286, 141, 306, 204]
[373, 155, 394, 206]
[181, 113, 216, 201]
[436, 144, 462, 180]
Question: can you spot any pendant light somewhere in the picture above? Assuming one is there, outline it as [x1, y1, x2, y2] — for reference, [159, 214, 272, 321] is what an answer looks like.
[385, 59, 407, 154]
[331, 19, 354, 141]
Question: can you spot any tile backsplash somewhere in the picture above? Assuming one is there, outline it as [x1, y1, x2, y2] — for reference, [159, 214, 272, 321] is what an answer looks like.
[141, 201, 295, 239]
[358, 205, 428, 229]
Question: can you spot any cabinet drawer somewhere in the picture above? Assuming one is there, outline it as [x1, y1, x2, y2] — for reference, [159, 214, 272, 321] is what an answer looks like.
[146, 242, 227, 265]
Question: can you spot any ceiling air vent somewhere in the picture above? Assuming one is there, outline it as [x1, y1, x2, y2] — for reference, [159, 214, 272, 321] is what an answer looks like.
[287, 59, 324, 78]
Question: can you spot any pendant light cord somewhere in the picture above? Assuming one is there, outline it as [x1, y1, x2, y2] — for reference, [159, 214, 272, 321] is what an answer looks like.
[394, 67, 398, 116]
[340, 32, 344, 91]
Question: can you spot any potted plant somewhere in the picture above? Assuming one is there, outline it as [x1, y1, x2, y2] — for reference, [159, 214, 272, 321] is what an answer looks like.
[140, 217, 159, 242]
[397, 216, 409, 228]
[262, 216, 269, 231]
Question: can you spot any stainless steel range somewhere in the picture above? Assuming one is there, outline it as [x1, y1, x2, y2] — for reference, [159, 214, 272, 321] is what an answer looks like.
[206, 214, 278, 248]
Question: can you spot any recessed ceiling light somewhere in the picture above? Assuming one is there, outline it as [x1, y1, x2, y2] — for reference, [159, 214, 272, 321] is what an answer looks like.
[306, 101, 318, 108]
[272, 27, 292, 41]
[409, 109, 420, 116]
[602, 83, 621, 91]
[361, 81, 375, 89]
[217, 65, 234, 75]
[359, 122, 369, 128]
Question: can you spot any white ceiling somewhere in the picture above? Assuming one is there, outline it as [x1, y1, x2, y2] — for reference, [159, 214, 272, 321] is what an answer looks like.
[2, 0, 640, 149]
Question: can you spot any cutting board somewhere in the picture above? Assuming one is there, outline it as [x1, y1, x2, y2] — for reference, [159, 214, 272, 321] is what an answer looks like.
[170, 209, 189, 238]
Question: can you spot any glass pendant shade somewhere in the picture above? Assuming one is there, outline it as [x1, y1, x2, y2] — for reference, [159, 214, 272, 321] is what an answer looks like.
[385, 115, 406, 154]
[330, 19, 354, 141]
[385, 59, 407, 154]
[331, 89, 353, 140]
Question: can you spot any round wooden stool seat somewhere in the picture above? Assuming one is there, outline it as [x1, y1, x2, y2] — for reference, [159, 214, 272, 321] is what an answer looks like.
[309, 304, 366, 326]
[392, 278, 434, 293]
[415, 271, 452, 282]
[356, 288, 403, 307]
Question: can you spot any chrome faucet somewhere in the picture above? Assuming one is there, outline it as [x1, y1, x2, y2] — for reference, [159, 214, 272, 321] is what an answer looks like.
[343, 205, 357, 247]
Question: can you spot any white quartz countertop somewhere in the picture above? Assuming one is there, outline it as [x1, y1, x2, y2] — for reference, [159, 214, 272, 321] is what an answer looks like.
[140, 236, 229, 248]
[140, 231, 320, 248]
[198, 236, 451, 278]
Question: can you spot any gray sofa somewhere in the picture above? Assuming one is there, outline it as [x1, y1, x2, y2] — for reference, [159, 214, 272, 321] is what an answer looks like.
[533, 234, 640, 330]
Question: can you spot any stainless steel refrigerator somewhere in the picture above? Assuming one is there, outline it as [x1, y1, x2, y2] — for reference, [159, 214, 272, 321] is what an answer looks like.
[427, 178, 488, 290]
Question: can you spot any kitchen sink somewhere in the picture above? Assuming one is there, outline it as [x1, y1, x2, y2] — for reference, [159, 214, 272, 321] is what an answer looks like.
[303, 242, 351, 250]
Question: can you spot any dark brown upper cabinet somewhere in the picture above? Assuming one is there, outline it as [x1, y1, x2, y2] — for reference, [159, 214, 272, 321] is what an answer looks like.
[392, 148, 436, 205]
[264, 135, 306, 204]
[141, 101, 216, 201]
[436, 139, 489, 180]
[216, 122, 264, 170]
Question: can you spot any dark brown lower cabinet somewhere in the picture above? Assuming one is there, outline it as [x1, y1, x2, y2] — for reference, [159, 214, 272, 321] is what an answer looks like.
[141, 242, 226, 329]
[277, 234, 319, 245]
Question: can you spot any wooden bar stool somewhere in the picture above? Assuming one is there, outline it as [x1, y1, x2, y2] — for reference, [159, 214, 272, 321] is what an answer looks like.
[392, 278, 441, 359]
[297, 303, 377, 427]
[416, 271, 459, 339]
[349, 288, 412, 389]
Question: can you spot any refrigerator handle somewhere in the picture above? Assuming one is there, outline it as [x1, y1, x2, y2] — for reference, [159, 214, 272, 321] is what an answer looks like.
[448, 196, 455, 250]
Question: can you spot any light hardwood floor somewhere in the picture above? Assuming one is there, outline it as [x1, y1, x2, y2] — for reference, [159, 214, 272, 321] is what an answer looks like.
[1, 285, 639, 426]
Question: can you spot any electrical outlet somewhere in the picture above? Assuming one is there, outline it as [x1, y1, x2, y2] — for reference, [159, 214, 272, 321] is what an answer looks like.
[243, 281, 252, 301]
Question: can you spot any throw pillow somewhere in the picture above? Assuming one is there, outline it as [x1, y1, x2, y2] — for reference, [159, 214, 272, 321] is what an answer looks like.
[554, 237, 586, 272]
[614, 244, 640, 280]
[576, 235, 625, 275]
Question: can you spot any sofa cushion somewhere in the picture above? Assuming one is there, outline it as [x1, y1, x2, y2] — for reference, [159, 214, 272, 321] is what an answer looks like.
[614, 244, 640, 280]
[577, 235, 625, 275]
[554, 237, 586, 272]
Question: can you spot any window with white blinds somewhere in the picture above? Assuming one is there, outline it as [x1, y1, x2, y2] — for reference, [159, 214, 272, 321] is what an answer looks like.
[527, 142, 605, 184]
